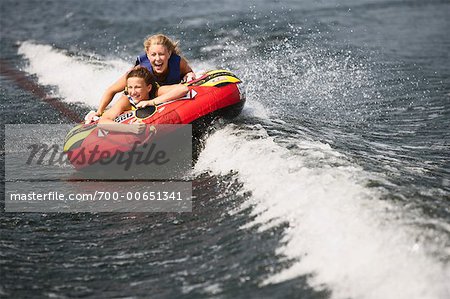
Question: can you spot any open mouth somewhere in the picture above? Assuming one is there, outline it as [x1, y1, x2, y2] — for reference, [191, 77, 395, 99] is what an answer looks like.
[153, 61, 164, 72]
[130, 94, 142, 101]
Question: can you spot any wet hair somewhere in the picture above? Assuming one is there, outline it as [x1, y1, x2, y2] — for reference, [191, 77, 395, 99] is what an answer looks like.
[126, 66, 158, 98]
[126, 66, 155, 85]
[143, 34, 181, 55]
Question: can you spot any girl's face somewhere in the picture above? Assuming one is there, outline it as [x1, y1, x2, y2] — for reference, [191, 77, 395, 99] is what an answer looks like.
[146, 44, 171, 75]
[127, 77, 151, 102]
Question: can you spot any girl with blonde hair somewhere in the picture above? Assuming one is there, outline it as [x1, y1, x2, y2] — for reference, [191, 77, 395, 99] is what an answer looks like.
[90, 34, 195, 122]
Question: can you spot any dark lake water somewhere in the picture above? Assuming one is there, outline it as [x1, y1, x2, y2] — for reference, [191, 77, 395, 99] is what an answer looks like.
[1, 0, 449, 298]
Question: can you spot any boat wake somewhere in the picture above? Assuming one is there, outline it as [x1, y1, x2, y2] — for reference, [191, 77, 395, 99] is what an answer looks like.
[17, 41, 130, 107]
[194, 123, 449, 299]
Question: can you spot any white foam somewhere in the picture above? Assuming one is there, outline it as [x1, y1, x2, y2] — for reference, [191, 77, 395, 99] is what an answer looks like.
[194, 124, 449, 299]
[17, 41, 130, 107]
[240, 98, 269, 119]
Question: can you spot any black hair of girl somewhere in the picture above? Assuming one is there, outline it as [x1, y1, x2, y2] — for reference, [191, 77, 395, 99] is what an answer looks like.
[127, 67, 158, 99]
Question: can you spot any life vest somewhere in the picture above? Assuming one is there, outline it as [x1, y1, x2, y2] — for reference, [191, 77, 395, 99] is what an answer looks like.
[136, 53, 182, 85]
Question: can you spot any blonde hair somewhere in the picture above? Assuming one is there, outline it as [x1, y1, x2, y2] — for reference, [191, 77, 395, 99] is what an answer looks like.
[143, 34, 181, 55]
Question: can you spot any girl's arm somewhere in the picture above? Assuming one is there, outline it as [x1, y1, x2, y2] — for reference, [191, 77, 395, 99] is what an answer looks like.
[95, 72, 128, 116]
[98, 96, 144, 134]
[136, 84, 189, 108]
[180, 57, 195, 82]
[98, 96, 130, 124]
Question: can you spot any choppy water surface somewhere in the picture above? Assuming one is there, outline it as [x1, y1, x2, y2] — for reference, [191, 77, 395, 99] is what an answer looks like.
[1, 0, 449, 298]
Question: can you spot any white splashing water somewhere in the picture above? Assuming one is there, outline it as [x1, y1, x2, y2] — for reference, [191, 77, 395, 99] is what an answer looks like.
[194, 124, 449, 299]
[17, 41, 130, 107]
